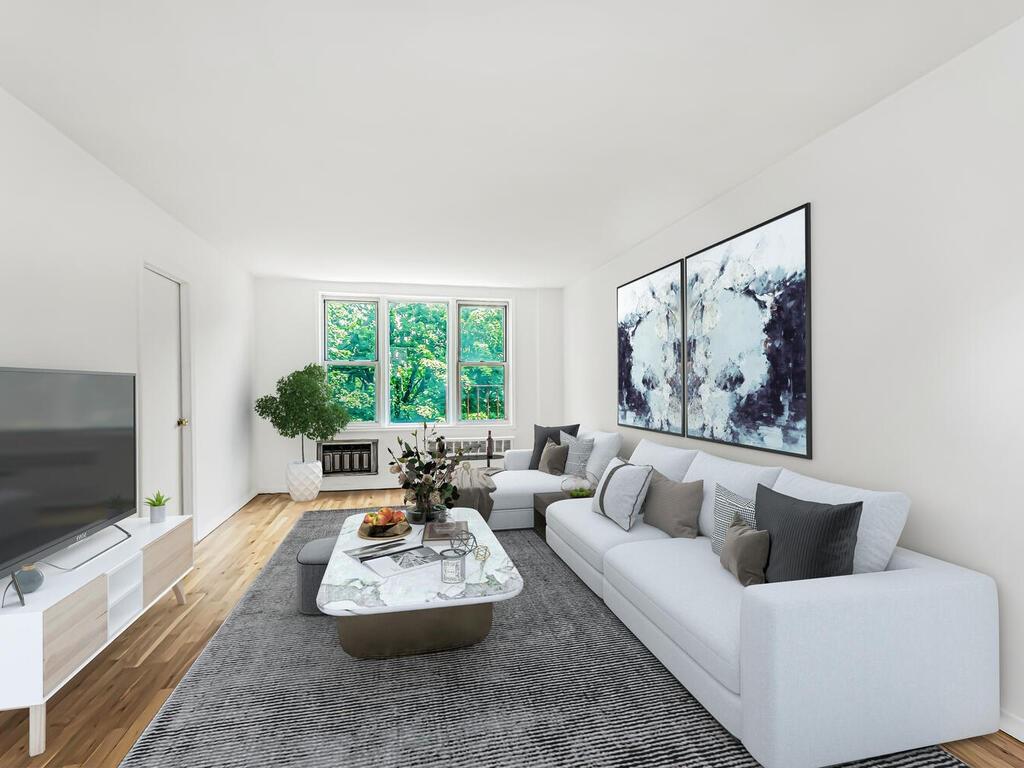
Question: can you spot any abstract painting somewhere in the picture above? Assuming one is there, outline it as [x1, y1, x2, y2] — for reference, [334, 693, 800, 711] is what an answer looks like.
[684, 204, 811, 457]
[617, 262, 683, 434]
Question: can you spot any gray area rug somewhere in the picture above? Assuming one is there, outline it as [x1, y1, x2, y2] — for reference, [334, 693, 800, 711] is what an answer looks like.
[120, 509, 966, 768]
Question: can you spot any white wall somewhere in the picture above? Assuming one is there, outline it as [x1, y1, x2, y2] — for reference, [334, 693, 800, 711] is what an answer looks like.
[0, 87, 255, 540]
[252, 278, 562, 492]
[563, 20, 1024, 735]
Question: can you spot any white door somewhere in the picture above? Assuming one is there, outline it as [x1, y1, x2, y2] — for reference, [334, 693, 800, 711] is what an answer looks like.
[141, 268, 183, 518]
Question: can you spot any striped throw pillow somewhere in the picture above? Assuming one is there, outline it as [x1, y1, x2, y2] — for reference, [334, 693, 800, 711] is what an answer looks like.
[560, 430, 595, 477]
[711, 483, 756, 555]
[592, 458, 653, 531]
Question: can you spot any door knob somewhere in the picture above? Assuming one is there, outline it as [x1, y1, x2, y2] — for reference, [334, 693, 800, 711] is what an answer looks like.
[176, 418, 190, 427]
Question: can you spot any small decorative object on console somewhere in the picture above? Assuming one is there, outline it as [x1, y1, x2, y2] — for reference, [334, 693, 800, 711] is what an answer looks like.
[13, 564, 43, 594]
[144, 490, 171, 524]
[388, 423, 463, 524]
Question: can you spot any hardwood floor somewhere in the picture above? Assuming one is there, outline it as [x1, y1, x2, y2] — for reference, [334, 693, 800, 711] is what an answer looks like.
[0, 489, 1019, 767]
[0, 490, 403, 768]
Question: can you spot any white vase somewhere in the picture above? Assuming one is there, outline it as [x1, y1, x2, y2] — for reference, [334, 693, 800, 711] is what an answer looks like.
[286, 460, 323, 501]
[149, 504, 167, 523]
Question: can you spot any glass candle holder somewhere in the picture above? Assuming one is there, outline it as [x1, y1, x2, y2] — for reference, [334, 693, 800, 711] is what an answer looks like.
[440, 548, 466, 584]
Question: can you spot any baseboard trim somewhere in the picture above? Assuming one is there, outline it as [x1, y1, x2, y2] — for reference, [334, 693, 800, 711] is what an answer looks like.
[1001, 710, 1024, 742]
[196, 492, 257, 541]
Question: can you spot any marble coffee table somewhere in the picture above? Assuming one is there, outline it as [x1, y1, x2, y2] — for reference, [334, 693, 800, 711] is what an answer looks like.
[316, 507, 523, 658]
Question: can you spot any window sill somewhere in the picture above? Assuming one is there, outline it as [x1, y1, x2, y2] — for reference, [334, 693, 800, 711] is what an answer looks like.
[341, 422, 515, 433]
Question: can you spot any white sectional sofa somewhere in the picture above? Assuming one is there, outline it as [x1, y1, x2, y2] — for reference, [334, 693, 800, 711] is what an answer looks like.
[499, 435, 1000, 768]
[489, 428, 622, 530]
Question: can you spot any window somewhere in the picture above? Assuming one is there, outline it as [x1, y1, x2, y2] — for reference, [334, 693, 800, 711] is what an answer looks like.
[324, 300, 378, 422]
[322, 295, 509, 426]
[388, 301, 448, 424]
[458, 303, 507, 421]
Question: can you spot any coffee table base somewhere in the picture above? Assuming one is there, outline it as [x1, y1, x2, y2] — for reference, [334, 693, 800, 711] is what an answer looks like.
[336, 603, 493, 658]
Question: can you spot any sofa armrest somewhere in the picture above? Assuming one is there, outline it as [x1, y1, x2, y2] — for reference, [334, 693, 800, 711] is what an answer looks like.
[502, 448, 532, 471]
[740, 566, 999, 768]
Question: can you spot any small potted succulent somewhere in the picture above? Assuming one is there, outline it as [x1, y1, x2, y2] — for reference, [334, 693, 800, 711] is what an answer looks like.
[145, 491, 171, 524]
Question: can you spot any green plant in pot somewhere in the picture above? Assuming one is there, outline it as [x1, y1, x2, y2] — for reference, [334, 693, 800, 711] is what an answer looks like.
[255, 364, 350, 501]
[145, 491, 171, 523]
[388, 423, 462, 524]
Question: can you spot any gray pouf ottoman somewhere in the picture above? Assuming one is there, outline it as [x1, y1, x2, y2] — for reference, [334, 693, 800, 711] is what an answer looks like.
[296, 536, 336, 615]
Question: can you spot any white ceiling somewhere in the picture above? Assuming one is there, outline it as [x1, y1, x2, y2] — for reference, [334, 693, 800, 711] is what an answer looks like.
[1, 1, 1022, 287]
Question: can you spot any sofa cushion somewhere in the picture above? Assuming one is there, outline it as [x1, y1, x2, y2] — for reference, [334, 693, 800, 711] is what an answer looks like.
[579, 428, 623, 479]
[546, 498, 668, 574]
[755, 484, 862, 582]
[642, 473, 702, 538]
[490, 470, 566, 511]
[683, 452, 782, 537]
[529, 424, 579, 469]
[711, 483, 756, 555]
[628, 439, 698, 481]
[538, 440, 568, 475]
[560, 430, 594, 476]
[604, 538, 743, 694]
[592, 458, 653, 531]
[770, 468, 910, 573]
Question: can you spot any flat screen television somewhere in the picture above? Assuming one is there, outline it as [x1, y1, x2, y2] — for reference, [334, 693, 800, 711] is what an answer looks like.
[0, 367, 136, 574]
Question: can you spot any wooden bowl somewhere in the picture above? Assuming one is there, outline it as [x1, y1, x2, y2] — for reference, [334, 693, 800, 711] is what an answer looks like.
[357, 520, 412, 540]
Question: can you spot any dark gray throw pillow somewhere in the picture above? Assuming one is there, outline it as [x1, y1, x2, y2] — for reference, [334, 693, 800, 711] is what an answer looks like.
[755, 484, 863, 583]
[530, 423, 580, 470]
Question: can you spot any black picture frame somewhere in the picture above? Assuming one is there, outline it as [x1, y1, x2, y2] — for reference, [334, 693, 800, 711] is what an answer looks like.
[682, 203, 812, 459]
[616, 260, 685, 436]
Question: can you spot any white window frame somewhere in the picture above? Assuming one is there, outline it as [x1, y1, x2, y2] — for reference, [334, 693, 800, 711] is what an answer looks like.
[320, 292, 513, 430]
[321, 297, 382, 425]
[456, 301, 509, 425]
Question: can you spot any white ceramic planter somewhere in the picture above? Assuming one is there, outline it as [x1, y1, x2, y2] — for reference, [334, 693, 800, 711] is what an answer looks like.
[149, 504, 167, 524]
[286, 460, 323, 501]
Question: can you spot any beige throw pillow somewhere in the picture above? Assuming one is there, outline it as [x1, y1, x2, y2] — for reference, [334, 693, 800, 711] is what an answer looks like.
[720, 519, 770, 586]
[642, 472, 702, 538]
[538, 439, 569, 475]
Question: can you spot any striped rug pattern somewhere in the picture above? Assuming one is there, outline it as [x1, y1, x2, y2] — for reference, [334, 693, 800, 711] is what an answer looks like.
[120, 509, 965, 768]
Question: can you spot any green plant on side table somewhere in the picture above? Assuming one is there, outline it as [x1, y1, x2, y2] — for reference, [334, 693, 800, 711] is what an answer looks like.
[145, 491, 171, 524]
[255, 363, 351, 502]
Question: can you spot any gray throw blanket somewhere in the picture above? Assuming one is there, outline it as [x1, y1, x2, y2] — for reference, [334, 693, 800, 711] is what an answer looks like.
[452, 465, 502, 521]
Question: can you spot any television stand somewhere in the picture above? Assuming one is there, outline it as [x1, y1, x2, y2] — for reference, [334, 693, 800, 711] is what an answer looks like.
[0, 515, 193, 756]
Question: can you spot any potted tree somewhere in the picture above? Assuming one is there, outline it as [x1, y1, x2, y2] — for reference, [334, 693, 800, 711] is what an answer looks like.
[255, 364, 350, 501]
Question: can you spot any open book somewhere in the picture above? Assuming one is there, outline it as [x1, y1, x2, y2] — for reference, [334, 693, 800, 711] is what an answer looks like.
[362, 546, 442, 578]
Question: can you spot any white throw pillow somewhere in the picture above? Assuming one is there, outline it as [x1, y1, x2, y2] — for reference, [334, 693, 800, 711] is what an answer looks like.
[560, 431, 595, 477]
[628, 439, 698, 481]
[592, 458, 653, 531]
[579, 428, 623, 479]
[770, 468, 910, 573]
[683, 452, 782, 538]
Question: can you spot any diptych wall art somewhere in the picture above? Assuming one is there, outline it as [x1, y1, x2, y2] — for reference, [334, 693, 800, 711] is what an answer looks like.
[617, 262, 683, 434]
[684, 204, 811, 457]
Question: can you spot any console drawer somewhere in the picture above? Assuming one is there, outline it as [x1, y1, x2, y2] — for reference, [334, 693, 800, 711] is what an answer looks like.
[42, 575, 107, 694]
[143, 519, 193, 605]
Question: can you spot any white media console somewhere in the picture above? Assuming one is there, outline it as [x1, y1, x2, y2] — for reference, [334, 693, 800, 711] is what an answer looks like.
[0, 514, 193, 756]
